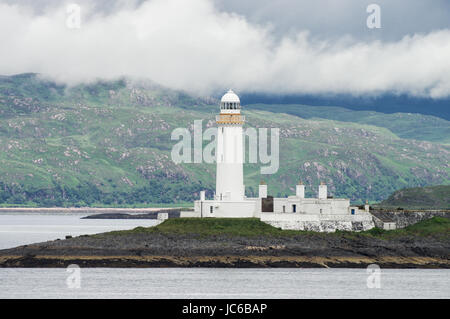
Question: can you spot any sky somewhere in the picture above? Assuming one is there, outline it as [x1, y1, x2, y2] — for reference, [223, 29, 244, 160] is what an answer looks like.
[1, 0, 450, 98]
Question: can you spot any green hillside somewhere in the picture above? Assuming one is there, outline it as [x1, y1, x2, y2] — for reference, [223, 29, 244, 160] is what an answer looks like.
[379, 185, 450, 210]
[0, 73, 449, 206]
[247, 103, 450, 144]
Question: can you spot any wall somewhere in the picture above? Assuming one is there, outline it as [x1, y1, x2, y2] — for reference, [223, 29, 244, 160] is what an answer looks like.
[260, 211, 374, 232]
[371, 214, 397, 230]
[193, 199, 258, 218]
[272, 197, 350, 214]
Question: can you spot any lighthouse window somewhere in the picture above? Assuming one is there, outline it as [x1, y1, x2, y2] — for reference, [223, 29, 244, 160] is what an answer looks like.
[292, 204, 296, 213]
[210, 206, 213, 214]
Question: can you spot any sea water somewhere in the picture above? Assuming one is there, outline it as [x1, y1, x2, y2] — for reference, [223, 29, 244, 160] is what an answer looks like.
[0, 212, 159, 249]
[0, 268, 448, 299]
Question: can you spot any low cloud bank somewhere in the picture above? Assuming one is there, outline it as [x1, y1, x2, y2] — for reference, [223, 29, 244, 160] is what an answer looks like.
[0, 0, 449, 98]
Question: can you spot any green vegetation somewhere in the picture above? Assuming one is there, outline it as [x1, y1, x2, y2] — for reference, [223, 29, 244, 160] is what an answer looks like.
[0, 73, 449, 206]
[0, 180, 202, 207]
[379, 185, 450, 210]
[103, 218, 308, 237]
[247, 103, 450, 143]
[102, 216, 449, 239]
[364, 217, 450, 238]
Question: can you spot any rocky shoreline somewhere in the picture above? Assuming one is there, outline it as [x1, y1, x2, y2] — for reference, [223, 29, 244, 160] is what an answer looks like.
[1, 255, 447, 268]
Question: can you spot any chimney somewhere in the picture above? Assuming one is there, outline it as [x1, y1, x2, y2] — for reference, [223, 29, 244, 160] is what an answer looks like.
[365, 200, 370, 212]
[318, 182, 327, 200]
[200, 191, 205, 201]
[259, 181, 267, 198]
[296, 181, 305, 198]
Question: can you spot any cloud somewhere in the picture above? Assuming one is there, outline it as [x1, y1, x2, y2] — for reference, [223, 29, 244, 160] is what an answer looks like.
[0, 0, 449, 98]
[214, 0, 450, 42]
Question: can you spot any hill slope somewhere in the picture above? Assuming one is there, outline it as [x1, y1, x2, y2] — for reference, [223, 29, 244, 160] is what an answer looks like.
[0, 73, 449, 206]
[246, 104, 450, 144]
[380, 185, 450, 209]
[241, 93, 450, 121]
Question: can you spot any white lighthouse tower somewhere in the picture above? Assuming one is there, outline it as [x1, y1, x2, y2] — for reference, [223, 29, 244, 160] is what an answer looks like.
[187, 89, 256, 218]
[215, 89, 245, 202]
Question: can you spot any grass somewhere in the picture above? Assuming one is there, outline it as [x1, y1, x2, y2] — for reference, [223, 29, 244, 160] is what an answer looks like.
[365, 216, 450, 238]
[379, 185, 450, 210]
[103, 218, 308, 237]
[246, 103, 450, 143]
[101, 216, 450, 239]
[334, 216, 450, 239]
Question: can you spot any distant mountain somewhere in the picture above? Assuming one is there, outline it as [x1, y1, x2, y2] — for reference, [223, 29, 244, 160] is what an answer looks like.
[380, 185, 450, 210]
[241, 93, 450, 121]
[246, 104, 450, 144]
[0, 73, 449, 206]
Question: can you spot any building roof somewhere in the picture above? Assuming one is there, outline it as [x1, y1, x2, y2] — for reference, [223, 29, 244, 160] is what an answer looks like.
[221, 89, 240, 103]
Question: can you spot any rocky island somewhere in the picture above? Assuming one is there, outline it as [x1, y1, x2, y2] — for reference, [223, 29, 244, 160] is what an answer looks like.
[0, 217, 448, 268]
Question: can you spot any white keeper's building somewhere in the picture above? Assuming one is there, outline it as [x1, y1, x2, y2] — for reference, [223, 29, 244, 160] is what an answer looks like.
[181, 90, 375, 232]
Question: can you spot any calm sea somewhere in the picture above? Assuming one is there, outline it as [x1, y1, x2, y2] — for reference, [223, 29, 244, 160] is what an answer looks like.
[0, 212, 159, 249]
[0, 213, 448, 299]
[0, 268, 449, 299]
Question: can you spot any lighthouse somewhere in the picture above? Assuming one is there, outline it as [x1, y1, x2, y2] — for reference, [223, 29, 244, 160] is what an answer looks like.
[215, 89, 245, 201]
[183, 89, 374, 232]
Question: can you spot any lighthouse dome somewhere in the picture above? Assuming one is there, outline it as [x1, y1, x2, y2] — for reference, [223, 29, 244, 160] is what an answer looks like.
[220, 89, 241, 111]
[221, 89, 240, 103]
